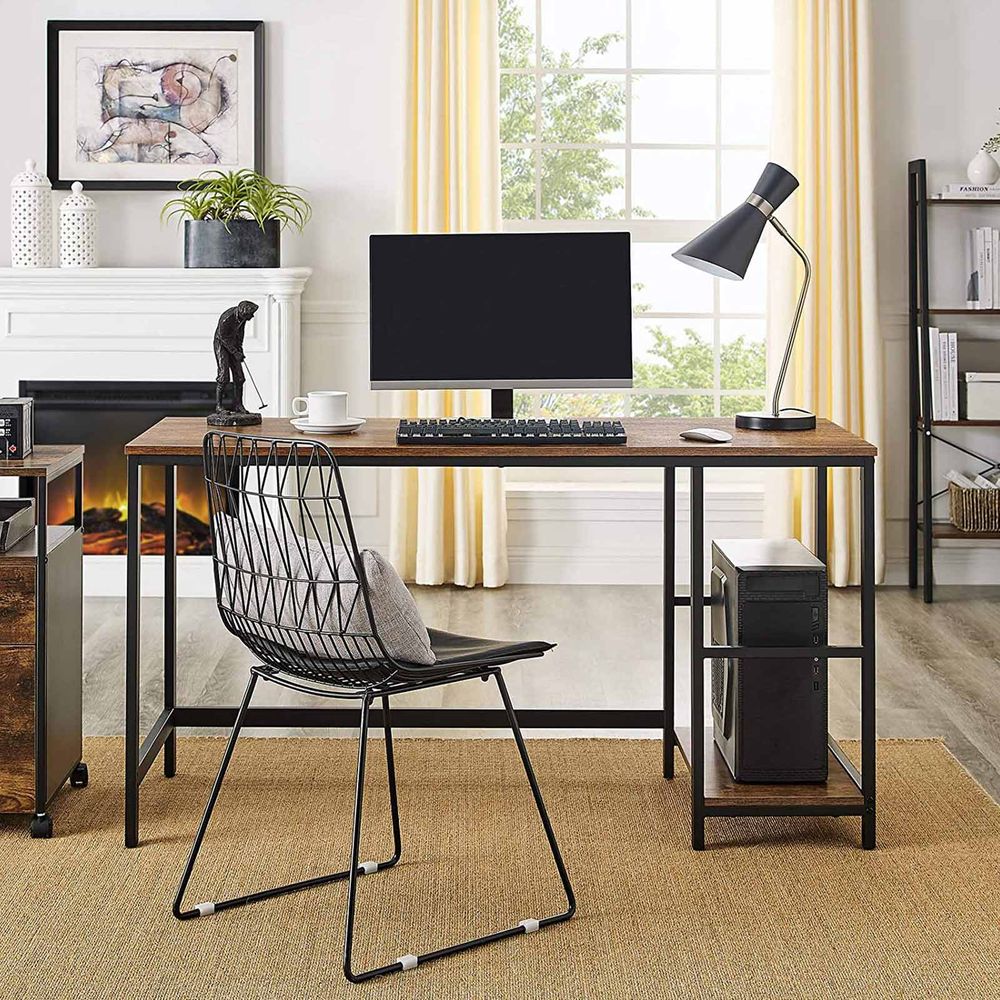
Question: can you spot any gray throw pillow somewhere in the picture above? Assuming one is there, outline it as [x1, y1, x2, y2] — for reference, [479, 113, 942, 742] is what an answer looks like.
[213, 513, 435, 665]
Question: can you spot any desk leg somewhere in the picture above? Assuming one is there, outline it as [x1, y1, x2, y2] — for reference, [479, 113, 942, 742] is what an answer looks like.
[861, 459, 877, 849]
[689, 468, 705, 851]
[663, 468, 675, 779]
[164, 465, 177, 778]
[125, 456, 141, 848]
[815, 465, 828, 565]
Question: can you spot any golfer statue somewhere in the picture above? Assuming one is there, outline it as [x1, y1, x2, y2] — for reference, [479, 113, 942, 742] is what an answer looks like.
[207, 300, 263, 426]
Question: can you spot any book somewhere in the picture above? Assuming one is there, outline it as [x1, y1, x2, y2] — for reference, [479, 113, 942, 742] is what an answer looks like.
[945, 469, 979, 489]
[933, 190, 1000, 199]
[944, 183, 1000, 192]
[984, 228, 994, 308]
[967, 231, 978, 307]
[929, 327, 942, 418]
[976, 228, 987, 309]
[973, 473, 999, 489]
[947, 331, 959, 419]
[993, 229, 999, 305]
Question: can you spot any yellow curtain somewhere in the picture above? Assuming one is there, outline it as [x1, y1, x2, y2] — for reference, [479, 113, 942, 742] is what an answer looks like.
[390, 0, 508, 588]
[766, 0, 885, 585]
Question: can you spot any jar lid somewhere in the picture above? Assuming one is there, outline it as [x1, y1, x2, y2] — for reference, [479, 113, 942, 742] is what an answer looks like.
[61, 181, 96, 212]
[11, 158, 51, 189]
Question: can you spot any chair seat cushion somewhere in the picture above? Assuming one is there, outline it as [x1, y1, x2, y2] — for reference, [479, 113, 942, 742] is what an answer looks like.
[422, 628, 555, 668]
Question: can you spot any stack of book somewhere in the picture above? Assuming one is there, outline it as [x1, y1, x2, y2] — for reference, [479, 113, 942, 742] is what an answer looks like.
[933, 183, 1000, 200]
[919, 327, 959, 420]
[965, 226, 1000, 308]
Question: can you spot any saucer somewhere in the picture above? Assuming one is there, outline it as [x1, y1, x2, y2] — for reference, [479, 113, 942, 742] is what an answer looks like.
[291, 416, 366, 435]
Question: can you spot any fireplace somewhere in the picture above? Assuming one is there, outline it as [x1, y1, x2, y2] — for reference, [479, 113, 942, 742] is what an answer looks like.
[21, 381, 226, 556]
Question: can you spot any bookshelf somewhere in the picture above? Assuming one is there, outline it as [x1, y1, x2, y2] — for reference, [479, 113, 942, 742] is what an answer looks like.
[908, 159, 1000, 602]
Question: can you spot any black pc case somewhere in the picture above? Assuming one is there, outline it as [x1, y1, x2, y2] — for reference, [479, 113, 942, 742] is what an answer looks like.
[710, 538, 828, 783]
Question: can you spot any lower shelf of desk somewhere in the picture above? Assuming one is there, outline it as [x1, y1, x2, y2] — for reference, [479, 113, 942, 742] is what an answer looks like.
[675, 728, 864, 812]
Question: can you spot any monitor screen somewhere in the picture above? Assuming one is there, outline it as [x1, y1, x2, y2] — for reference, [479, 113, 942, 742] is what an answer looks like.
[369, 232, 633, 389]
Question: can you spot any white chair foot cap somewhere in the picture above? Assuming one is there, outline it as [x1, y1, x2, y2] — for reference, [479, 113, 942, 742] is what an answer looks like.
[195, 902, 216, 917]
[360, 861, 378, 875]
[519, 918, 540, 934]
[398, 954, 418, 971]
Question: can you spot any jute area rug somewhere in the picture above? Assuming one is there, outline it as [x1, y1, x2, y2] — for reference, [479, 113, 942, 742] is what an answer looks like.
[1, 737, 999, 1000]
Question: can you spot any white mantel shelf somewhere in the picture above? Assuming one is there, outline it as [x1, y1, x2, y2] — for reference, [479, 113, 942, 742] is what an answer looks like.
[0, 266, 312, 297]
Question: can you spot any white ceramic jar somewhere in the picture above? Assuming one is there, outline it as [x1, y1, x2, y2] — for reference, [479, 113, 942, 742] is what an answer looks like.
[10, 158, 53, 267]
[59, 182, 97, 268]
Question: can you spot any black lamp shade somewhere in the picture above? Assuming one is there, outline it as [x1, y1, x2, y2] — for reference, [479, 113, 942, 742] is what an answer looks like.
[672, 162, 799, 280]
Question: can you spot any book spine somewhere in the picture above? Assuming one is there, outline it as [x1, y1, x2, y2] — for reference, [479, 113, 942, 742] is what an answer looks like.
[977, 228, 987, 309]
[993, 229, 998, 305]
[930, 327, 942, 419]
[967, 230, 977, 308]
[948, 331, 959, 419]
[985, 229, 994, 309]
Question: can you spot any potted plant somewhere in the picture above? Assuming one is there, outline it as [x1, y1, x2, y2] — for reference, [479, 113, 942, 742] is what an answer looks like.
[161, 169, 312, 268]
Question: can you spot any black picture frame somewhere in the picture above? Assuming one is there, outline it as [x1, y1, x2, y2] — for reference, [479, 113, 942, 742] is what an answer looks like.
[46, 20, 264, 191]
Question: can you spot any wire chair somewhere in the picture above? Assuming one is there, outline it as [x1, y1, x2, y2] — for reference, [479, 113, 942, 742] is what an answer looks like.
[173, 432, 575, 983]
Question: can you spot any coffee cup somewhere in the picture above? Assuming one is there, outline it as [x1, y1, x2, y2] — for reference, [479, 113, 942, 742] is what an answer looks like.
[292, 390, 349, 425]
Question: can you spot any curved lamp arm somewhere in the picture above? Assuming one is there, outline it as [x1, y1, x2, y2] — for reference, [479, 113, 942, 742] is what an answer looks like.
[766, 214, 811, 417]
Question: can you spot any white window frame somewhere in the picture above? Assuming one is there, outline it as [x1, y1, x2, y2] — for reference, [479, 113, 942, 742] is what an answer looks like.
[499, 0, 772, 430]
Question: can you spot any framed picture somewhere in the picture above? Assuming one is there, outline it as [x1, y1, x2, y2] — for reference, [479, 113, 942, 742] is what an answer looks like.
[47, 20, 264, 190]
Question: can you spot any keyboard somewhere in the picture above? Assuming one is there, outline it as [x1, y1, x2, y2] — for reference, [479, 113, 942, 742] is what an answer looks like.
[396, 417, 628, 446]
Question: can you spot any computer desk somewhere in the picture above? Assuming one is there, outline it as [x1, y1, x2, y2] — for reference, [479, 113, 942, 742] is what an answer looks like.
[122, 416, 877, 850]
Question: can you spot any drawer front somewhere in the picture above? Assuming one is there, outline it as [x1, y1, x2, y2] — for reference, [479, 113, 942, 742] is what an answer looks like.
[0, 646, 34, 812]
[0, 561, 35, 645]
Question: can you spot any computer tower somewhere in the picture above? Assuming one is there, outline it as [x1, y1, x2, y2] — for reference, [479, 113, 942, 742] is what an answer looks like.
[710, 538, 828, 783]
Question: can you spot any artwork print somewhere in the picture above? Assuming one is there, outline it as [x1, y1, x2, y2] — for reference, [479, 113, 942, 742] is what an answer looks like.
[49, 23, 263, 190]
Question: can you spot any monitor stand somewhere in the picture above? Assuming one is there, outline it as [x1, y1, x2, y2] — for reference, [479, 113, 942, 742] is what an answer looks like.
[491, 389, 514, 420]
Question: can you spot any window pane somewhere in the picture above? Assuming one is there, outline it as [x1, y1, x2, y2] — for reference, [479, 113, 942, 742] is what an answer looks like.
[499, 0, 535, 68]
[632, 242, 714, 314]
[632, 0, 715, 69]
[632, 393, 716, 417]
[632, 75, 715, 144]
[720, 319, 766, 390]
[541, 149, 625, 219]
[721, 74, 771, 145]
[721, 393, 765, 417]
[534, 392, 627, 418]
[721, 150, 768, 210]
[542, 74, 625, 143]
[632, 149, 716, 219]
[501, 148, 536, 220]
[719, 243, 767, 312]
[721, 0, 773, 70]
[541, 0, 625, 68]
[500, 73, 536, 143]
[633, 318, 715, 389]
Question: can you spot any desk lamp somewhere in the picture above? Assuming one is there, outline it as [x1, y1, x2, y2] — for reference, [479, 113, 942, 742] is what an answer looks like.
[673, 162, 815, 431]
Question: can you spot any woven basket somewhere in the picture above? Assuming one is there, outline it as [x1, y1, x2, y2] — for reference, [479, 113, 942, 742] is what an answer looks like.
[948, 481, 1000, 532]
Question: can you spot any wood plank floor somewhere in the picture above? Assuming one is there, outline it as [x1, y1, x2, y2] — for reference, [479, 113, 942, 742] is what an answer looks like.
[82, 585, 1000, 802]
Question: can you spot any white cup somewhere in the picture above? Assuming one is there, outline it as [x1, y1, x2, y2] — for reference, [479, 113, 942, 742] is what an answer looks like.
[292, 390, 349, 424]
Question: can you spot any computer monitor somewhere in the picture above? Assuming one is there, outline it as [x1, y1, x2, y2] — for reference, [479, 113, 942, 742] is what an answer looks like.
[369, 232, 632, 390]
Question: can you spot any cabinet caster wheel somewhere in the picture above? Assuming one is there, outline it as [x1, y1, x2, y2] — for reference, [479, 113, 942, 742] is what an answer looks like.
[30, 814, 53, 839]
[70, 762, 89, 789]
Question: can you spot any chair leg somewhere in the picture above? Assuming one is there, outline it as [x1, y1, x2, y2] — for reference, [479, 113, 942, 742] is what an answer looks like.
[173, 680, 401, 922]
[341, 671, 575, 984]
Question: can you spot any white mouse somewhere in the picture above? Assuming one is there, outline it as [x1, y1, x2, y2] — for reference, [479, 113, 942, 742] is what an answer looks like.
[680, 427, 733, 443]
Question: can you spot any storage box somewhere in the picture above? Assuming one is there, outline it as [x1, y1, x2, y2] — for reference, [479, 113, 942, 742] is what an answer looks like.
[0, 499, 34, 552]
[949, 481, 1000, 532]
[961, 372, 1000, 419]
[0, 398, 33, 459]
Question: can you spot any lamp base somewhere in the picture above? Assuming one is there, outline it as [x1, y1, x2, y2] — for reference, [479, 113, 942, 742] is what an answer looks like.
[735, 410, 816, 431]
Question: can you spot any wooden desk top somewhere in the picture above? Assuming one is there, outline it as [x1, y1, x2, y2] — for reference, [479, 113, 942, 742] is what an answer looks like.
[125, 417, 876, 460]
[0, 444, 84, 479]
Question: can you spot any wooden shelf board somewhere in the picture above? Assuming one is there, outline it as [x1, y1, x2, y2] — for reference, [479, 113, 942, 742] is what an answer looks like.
[675, 727, 864, 808]
[916, 522, 1000, 540]
[930, 199, 1000, 205]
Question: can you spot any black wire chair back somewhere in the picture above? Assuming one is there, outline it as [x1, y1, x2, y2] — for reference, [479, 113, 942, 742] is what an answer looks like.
[203, 431, 398, 689]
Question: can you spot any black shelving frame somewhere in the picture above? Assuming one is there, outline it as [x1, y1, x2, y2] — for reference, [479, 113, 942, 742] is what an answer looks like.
[907, 158, 1000, 602]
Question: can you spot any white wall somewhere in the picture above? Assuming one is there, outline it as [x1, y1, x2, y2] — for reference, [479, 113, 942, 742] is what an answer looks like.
[872, 0, 1000, 583]
[0, 2, 400, 549]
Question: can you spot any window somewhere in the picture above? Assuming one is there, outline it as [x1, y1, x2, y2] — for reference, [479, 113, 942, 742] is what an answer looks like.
[499, 0, 773, 420]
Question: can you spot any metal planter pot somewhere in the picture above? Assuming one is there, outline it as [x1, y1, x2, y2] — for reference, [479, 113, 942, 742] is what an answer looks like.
[184, 219, 281, 268]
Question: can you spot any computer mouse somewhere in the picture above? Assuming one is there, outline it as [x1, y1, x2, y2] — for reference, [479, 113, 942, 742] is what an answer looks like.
[680, 427, 733, 443]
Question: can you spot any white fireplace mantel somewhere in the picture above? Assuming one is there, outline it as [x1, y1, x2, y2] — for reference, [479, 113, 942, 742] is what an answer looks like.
[0, 267, 311, 415]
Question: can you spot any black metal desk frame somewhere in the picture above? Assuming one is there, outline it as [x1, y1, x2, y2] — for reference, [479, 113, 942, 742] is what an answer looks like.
[124, 448, 876, 851]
